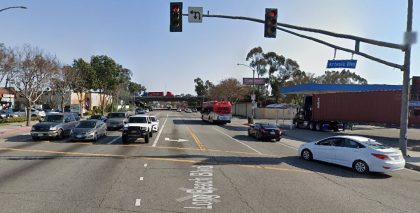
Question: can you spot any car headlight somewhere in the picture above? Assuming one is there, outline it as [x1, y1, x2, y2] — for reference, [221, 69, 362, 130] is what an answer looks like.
[49, 126, 57, 131]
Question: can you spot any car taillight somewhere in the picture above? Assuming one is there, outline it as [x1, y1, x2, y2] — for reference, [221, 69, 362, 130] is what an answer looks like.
[371, 153, 390, 160]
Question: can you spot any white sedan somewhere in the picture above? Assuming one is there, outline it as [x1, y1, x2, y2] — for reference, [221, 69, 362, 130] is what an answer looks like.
[149, 116, 159, 132]
[298, 135, 405, 173]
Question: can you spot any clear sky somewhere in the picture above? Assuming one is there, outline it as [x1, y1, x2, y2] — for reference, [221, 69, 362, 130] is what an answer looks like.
[1, 0, 418, 95]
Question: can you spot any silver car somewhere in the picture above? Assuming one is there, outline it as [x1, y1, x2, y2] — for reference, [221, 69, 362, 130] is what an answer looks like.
[71, 120, 107, 142]
[106, 112, 129, 130]
[31, 113, 78, 140]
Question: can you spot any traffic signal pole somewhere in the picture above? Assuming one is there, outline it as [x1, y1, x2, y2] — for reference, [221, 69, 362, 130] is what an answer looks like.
[399, 0, 413, 157]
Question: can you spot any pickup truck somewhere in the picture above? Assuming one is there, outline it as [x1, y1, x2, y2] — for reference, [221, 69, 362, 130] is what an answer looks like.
[122, 115, 153, 144]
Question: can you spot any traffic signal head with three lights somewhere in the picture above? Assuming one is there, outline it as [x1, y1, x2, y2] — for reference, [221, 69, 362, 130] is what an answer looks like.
[170, 2, 183, 32]
[264, 8, 277, 38]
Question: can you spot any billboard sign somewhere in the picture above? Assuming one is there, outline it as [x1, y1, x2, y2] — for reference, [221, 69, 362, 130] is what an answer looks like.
[243, 78, 266, 85]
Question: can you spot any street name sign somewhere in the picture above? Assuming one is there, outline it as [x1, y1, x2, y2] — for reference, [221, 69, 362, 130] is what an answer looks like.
[326, 60, 357, 69]
[188, 7, 203, 23]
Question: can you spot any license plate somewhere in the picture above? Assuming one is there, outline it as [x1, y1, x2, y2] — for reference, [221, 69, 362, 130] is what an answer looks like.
[270, 131, 275, 135]
[38, 134, 44, 137]
[130, 130, 137, 134]
[76, 135, 82, 138]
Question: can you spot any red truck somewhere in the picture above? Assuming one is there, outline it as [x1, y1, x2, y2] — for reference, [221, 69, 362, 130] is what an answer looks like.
[146, 92, 165, 96]
[293, 90, 420, 131]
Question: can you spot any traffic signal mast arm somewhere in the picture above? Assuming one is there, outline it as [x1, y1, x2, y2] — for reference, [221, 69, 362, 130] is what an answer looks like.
[181, 13, 405, 70]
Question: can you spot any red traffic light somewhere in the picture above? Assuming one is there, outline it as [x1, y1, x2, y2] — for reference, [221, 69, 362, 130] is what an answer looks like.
[269, 10, 277, 17]
[172, 5, 180, 13]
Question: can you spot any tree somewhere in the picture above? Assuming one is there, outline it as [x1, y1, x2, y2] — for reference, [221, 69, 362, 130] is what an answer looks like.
[317, 69, 368, 84]
[0, 44, 16, 87]
[194, 77, 212, 97]
[13, 45, 59, 126]
[90, 55, 120, 115]
[50, 65, 73, 112]
[246, 47, 267, 78]
[208, 78, 249, 104]
[71, 58, 95, 115]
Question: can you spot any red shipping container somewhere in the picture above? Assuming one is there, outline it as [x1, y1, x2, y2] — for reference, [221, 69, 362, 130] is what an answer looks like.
[312, 90, 420, 125]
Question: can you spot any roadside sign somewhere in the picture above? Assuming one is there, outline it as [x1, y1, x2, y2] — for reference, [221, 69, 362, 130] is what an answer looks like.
[243, 78, 266, 85]
[326, 60, 357, 69]
[188, 7, 203, 23]
[251, 94, 256, 101]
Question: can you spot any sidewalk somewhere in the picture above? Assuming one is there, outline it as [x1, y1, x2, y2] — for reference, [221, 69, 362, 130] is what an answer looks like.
[0, 122, 32, 138]
[231, 117, 420, 172]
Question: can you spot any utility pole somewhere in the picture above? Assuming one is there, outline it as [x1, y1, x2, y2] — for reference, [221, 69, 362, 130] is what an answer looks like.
[399, 0, 414, 157]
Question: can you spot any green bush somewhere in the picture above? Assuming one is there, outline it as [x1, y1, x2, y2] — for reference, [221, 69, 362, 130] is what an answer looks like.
[0, 116, 39, 124]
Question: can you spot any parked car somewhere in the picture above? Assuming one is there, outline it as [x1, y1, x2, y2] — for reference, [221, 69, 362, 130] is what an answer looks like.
[248, 123, 282, 142]
[30, 113, 78, 140]
[31, 108, 46, 118]
[298, 135, 405, 173]
[192, 108, 198, 112]
[135, 108, 146, 114]
[0, 110, 8, 119]
[149, 116, 159, 132]
[176, 108, 182, 112]
[122, 115, 153, 144]
[185, 108, 192, 113]
[106, 112, 129, 130]
[89, 114, 107, 122]
[71, 120, 107, 142]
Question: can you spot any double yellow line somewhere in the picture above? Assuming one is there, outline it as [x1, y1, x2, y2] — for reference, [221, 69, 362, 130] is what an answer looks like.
[187, 127, 206, 151]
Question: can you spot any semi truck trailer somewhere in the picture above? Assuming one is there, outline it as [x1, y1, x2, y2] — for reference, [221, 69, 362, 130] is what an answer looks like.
[293, 90, 420, 131]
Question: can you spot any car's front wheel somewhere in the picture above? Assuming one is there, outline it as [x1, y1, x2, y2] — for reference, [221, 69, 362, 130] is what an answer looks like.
[149, 131, 153, 138]
[301, 149, 313, 160]
[144, 134, 149, 143]
[353, 160, 369, 174]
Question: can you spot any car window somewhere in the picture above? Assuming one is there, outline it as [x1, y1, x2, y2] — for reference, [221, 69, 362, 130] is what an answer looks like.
[77, 121, 96, 128]
[44, 114, 63, 122]
[65, 114, 75, 122]
[150, 117, 157, 122]
[128, 117, 147, 123]
[342, 139, 363, 148]
[108, 113, 125, 118]
[261, 124, 277, 128]
[364, 141, 390, 149]
[317, 138, 337, 146]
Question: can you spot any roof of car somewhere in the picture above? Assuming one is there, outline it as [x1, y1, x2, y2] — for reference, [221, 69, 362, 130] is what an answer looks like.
[330, 135, 374, 142]
[130, 114, 149, 118]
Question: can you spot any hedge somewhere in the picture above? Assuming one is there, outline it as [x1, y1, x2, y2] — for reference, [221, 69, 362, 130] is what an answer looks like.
[0, 116, 40, 124]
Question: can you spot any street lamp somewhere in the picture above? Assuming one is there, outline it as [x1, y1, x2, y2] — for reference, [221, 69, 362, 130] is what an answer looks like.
[0, 6, 27, 13]
[237, 63, 256, 123]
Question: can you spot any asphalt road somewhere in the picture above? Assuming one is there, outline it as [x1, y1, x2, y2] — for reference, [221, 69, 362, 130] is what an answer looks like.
[1, 111, 420, 213]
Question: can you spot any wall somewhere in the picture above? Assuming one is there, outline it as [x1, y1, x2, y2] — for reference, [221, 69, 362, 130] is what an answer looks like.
[233, 102, 297, 119]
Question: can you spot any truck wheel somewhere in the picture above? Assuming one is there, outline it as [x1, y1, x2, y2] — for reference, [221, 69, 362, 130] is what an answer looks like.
[149, 131, 153, 138]
[144, 134, 149, 143]
[315, 123, 321, 131]
[32, 136, 40, 141]
[122, 135, 128, 144]
[276, 137, 281, 142]
[309, 122, 315, 130]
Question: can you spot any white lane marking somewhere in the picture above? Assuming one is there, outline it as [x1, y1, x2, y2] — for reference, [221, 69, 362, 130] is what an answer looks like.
[144, 163, 148, 167]
[165, 137, 188, 142]
[140, 177, 144, 181]
[152, 114, 168, 147]
[212, 127, 262, 155]
[107, 136, 121, 144]
[135, 199, 141, 206]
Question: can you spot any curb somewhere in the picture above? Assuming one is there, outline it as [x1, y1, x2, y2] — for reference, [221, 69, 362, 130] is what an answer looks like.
[405, 162, 420, 172]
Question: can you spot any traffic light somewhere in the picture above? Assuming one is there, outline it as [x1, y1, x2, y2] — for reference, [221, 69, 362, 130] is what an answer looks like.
[264, 8, 277, 38]
[170, 2, 183, 32]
